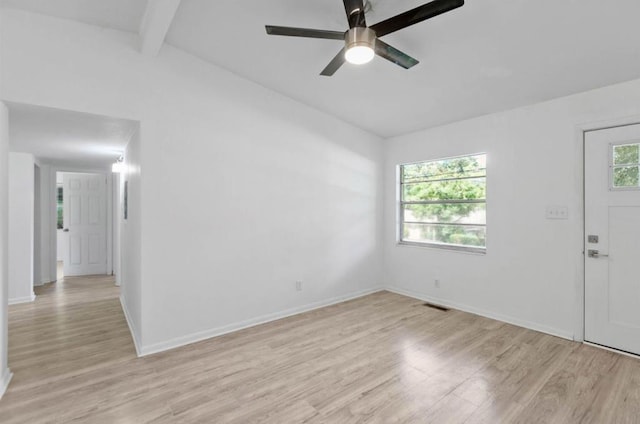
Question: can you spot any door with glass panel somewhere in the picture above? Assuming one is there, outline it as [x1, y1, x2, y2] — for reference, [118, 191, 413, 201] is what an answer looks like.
[584, 124, 640, 355]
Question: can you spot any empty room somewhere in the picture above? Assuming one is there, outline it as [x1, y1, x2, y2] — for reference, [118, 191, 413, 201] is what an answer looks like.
[1, 0, 640, 423]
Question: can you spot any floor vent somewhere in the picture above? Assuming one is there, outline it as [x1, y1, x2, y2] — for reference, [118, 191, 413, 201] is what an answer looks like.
[423, 302, 449, 312]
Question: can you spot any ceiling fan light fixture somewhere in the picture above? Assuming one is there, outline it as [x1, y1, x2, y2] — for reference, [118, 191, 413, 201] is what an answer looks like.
[345, 45, 374, 65]
[265, 0, 464, 76]
[344, 27, 376, 65]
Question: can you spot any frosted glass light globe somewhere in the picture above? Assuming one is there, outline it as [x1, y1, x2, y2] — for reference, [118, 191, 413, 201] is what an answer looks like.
[345, 45, 375, 65]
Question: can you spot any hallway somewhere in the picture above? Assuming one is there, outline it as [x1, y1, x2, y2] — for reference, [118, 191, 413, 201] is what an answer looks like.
[0, 275, 144, 422]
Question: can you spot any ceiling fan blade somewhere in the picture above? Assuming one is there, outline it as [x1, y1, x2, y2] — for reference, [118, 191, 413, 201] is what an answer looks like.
[265, 25, 345, 40]
[343, 0, 367, 28]
[370, 0, 464, 38]
[374, 40, 419, 69]
[320, 48, 346, 76]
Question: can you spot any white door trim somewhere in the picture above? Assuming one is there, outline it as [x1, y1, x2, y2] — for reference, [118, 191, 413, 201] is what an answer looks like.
[575, 114, 640, 343]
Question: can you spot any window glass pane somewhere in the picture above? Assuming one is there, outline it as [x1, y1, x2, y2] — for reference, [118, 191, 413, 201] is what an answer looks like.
[403, 223, 486, 248]
[402, 178, 486, 202]
[400, 153, 487, 251]
[403, 203, 486, 225]
[613, 166, 639, 188]
[57, 186, 64, 230]
[402, 154, 486, 183]
[613, 144, 639, 165]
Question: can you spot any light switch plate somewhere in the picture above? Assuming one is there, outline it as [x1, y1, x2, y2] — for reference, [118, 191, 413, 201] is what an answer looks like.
[546, 206, 568, 220]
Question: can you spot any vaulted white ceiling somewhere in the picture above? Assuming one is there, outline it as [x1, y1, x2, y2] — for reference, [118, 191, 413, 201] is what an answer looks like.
[0, 0, 147, 32]
[2, 0, 640, 137]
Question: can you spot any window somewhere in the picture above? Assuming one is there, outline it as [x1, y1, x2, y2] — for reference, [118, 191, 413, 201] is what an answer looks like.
[612, 142, 640, 189]
[57, 185, 64, 230]
[399, 153, 487, 252]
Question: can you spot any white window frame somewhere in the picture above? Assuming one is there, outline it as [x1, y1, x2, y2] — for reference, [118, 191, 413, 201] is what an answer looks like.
[398, 153, 487, 254]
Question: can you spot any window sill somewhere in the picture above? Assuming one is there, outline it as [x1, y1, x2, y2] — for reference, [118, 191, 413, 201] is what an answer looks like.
[396, 241, 486, 255]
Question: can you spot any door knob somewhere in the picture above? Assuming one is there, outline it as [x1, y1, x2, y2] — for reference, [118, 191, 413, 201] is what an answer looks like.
[63, 228, 69, 232]
[588, 249, 609, 258]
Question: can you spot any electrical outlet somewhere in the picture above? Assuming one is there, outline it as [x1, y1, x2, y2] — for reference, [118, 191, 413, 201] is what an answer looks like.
[434, 279, 440, 288]
[295, 281, 303, 291]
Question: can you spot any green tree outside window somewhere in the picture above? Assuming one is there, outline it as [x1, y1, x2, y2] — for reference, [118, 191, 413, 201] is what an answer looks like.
[400, 154, 486, 250]
[613, 143, 640, 188]
[57, 186, 64, 230]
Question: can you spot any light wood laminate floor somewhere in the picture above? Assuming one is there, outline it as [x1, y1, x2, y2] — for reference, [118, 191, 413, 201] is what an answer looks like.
[1, 276, 639, 423]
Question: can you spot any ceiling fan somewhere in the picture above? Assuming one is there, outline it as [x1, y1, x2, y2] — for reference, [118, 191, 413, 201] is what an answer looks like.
[265, 0, 464, 76]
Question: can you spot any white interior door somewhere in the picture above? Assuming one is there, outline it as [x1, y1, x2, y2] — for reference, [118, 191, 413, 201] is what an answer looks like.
[585, 123, 640, 355]
[62, 173, 108, 277]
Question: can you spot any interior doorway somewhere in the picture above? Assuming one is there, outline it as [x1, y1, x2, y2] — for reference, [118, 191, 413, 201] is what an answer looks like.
[584, 123, 640, 356]
[6, 102, 137, 288]
[56, 171, 109, 278]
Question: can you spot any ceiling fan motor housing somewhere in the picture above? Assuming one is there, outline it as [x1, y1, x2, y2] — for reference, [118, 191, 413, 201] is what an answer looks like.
[345, 27, 376, 51]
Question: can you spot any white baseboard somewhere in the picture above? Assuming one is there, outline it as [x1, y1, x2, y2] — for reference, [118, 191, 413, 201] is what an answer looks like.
[127, 284, 571, 357]
[0, 368, 13, 400]
[39, 277, 55, 286]
[119, 296, 142, 357]
[8, 293, 36, 305]
[385, 286, 574, 341]
[139, 286, 385, 357]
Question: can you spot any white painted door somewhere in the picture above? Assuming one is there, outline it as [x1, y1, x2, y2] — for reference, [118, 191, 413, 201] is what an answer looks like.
[585, 123, 640, 355]
[62, 173, 108, 276]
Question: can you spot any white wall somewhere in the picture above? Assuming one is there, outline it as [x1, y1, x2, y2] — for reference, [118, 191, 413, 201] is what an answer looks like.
[384, 78, 640, 340]
[1, 10, 384, 354]
[120, 129, 142, 351]
[39, 164, 56, 284]
[112, 173, 120, 286]
[33, 163, 40, 286]
[0, 101, 13, 398]
[30, 161, 55, 286]
[0, 8, 12, 398]
[8, 152, 35, 304]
